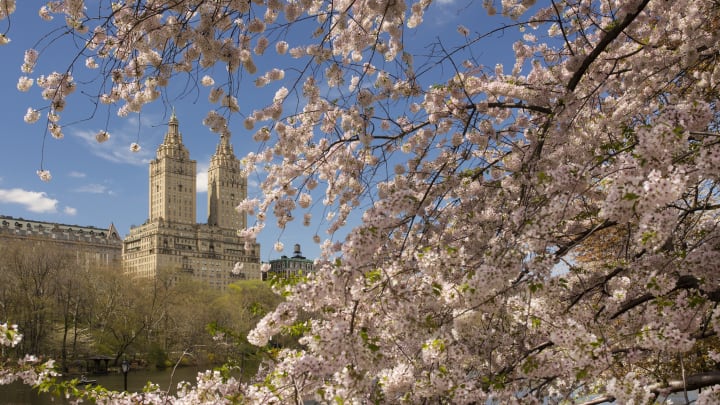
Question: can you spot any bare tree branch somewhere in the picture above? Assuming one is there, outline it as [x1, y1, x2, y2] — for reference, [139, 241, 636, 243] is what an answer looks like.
[567, 0, 651, 92]
[578, 371, 720, 405]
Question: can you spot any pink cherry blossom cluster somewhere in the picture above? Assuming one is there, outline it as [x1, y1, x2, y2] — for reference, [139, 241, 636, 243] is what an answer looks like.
[6, 0, 720, 403]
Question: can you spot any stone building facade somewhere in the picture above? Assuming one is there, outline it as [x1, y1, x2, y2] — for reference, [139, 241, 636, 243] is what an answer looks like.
[0, 215, 122, 268]
[264, 244, 315, 281]
[122, 112, 261, 289]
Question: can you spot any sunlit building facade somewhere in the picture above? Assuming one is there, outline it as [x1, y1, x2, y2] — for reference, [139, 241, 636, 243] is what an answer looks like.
[0, 215, 122, 268]
[122, 112, 261, 290]
[263, 244, 315, 281]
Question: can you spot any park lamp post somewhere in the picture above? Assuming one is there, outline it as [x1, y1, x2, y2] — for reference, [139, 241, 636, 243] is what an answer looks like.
[121, 359, 130, 391]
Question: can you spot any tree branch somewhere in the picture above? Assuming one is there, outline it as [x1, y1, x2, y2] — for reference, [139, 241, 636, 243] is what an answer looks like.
[578, 395, 615, 405]
[578, 371, 720, 405]
[554, 219, 617, 259]
[567, 0, 651, 91]
[566, 266, 624, 312]
[483, 102, 553, 115]
[649, 371, 720, 394]
[611, 275, 720, 319]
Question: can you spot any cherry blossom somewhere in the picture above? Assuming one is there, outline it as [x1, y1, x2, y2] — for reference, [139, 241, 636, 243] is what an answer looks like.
[16, 76, 32, 92]
[95, 130, 110, 143]
[23, 108, 40, 124]
[35, 170, 51, 182]
[4, 0, 720, 403]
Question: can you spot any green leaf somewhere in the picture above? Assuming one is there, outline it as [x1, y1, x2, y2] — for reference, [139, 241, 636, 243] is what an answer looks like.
[622, 192, 640, 201]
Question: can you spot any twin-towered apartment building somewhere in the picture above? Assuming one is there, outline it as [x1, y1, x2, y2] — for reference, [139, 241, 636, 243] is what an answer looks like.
[2, 112, 263, 290]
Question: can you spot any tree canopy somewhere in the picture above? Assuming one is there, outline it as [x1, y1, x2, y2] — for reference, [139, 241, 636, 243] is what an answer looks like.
[3, 0, 720, 403]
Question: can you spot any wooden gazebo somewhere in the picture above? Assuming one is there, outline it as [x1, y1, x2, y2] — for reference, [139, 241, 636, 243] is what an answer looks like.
[86, 355, 114, 375]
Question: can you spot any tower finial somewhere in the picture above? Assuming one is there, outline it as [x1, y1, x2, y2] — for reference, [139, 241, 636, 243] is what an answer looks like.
[164, 106, 182, 144]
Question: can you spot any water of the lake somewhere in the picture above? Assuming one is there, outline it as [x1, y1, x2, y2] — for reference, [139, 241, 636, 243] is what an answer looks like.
[0, 366, 219, 404]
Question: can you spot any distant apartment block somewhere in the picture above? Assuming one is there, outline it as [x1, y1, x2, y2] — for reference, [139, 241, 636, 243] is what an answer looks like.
[264, 244, 315, 281]
[0, 215, 122, 268]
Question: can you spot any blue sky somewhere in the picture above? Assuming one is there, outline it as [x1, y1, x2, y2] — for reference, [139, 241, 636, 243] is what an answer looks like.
[0, 1, 521, 262]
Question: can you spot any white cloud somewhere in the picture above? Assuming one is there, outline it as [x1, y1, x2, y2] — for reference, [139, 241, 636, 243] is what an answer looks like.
[68, 171, 86, 178]
[197, 172, 208, 193]
[64, 206, 77, 215]
[245, 167, 263, 191]
[424, 0, 462, 26]
[72, 128, 154, 166]
[0, 188, 58, 213]
[75, 183, 110, 194]
[197, 161, 209, 193]
[70, 112, 164, 167]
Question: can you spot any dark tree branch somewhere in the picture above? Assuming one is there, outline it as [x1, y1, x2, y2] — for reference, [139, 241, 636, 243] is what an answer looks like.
[649, 371, 720, 394]
[567, 0, 651, 92]
[528, 341, 554, 354]
[484, 102, 553, 115]
[611, 275, 720, 319]
[578, 371, 720, 405]
[578, 395, 615, 405]
[348, 300, 359, 335]
[566, 267, 624, 312]
[610, 292, 653, 319]
[554, 219, 617, 259]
